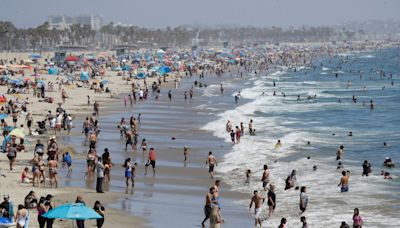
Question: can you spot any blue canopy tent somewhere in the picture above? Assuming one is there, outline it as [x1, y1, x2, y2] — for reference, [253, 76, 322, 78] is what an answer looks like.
[80, 72, 89, 81]
[158, 66, 171, 76]
[42, 203, 102, 220]
[48, 68, 58, 75]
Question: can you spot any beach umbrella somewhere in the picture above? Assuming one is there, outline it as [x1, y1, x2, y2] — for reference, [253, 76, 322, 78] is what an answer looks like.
[29, 53, 41, 59]
[0, 217, 15, 227]
[0, 114, 8, 120]
[42, 203, 102, 220]
[9, 128, 25, 138]
[80, 72, 89, 81]
[65, 56, 80, 62]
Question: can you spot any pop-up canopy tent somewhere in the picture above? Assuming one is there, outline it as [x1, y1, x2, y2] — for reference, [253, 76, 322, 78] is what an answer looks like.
[80, 72, 89, 81]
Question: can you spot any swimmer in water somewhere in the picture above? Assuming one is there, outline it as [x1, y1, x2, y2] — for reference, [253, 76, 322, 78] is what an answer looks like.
[337, 162, 343, 170]
[275, 140, 282, 148]
[245, 169, 251, 184]
[348, 131, 353, 137]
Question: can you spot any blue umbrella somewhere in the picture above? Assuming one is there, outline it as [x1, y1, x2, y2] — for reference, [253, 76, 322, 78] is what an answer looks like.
[0, 114, 8, 120]
[29, 53, 41, 59]
[42, 203, 102, 220]
[0, 217, 14, 226]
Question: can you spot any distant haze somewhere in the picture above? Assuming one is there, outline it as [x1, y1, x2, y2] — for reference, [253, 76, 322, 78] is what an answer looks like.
[0, 0, 399, 28]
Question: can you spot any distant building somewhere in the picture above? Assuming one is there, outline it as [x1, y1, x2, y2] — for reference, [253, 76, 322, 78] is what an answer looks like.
[48, 14, 103, 30]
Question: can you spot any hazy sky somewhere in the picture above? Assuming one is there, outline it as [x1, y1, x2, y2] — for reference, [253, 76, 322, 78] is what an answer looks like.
[0, 0, 399, 28]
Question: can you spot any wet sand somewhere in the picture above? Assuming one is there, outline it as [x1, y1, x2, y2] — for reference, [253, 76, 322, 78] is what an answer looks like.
[54, 68, 257, 227]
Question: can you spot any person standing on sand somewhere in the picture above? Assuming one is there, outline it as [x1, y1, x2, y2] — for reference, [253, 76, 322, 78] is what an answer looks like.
[75, 196, 86, 228]
[249, 190, 265, 228]
[206, 151, 217, 178]
[93, 101, 99, 116]
[201, 187, 217, 227]
[123, 158, 134, 188]
[96, 157, 105, 193]
[48, 158, 58, 188]
[261, 165, 270, 191]
[338, 170, 349, 192]
[299, 186, 308, 214]
[145, 148, 156, 176]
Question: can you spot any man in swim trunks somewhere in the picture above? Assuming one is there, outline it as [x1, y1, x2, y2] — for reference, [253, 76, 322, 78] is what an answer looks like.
[249, 190, 265, 228]
[48, 158, 58, 188]
[145, 148, 156, 176]
[338, 171, 349, 192]
[261, 165, 270, 191]
[336, 145, 344, 160]
[206, 151, 217, 179]
[201, 187, 217, 227]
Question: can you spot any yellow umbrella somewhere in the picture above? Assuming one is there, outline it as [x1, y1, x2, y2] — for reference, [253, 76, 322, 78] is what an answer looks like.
[9, 128, 25, 138]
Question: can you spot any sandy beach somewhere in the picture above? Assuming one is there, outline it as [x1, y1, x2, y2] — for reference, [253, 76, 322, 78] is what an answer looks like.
[0, 40, 399, 228]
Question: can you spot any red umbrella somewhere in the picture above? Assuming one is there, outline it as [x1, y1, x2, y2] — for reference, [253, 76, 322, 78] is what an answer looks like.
[65, 56, 80, 62]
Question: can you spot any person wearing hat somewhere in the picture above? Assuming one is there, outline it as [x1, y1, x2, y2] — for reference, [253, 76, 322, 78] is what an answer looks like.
[47, 136, 58, 161]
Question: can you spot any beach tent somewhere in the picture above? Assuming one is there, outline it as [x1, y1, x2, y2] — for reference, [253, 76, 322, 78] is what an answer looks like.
[80, 72, 89, 81]
[42, 203, 102, 220]
[48, 68, 58, 75]
[29, 53, 41, 59]
[9, 128, 25, 139]
[121, 65, 132, 71]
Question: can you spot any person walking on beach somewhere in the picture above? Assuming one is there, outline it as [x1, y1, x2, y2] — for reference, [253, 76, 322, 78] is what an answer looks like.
[44, 194, 55, 227]
[338, 170, 349, 192]
[249, 190, 265, 228]
[93, 201, 105, 228]
[261, 165, 270, 191]
[267, 184, 276, 218]
[168, 90, 172, 101]
[299, 186, 308, 214]
[93, 101, 99, 116]
[123, 158, 135, 188]
[75, 196, 86, 228]
[145, 148, 156, 176]
[201, 187, 217, 227]
[96, 157, 105, 193]
[206, 151, 217, 178]
[353, 208, 364, 228]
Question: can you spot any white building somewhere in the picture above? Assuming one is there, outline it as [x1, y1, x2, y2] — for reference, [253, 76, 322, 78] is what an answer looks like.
[48, 14, 103, 30]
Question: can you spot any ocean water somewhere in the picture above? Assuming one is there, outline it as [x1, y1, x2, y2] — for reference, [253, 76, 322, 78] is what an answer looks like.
[203, 48, 400, 227]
